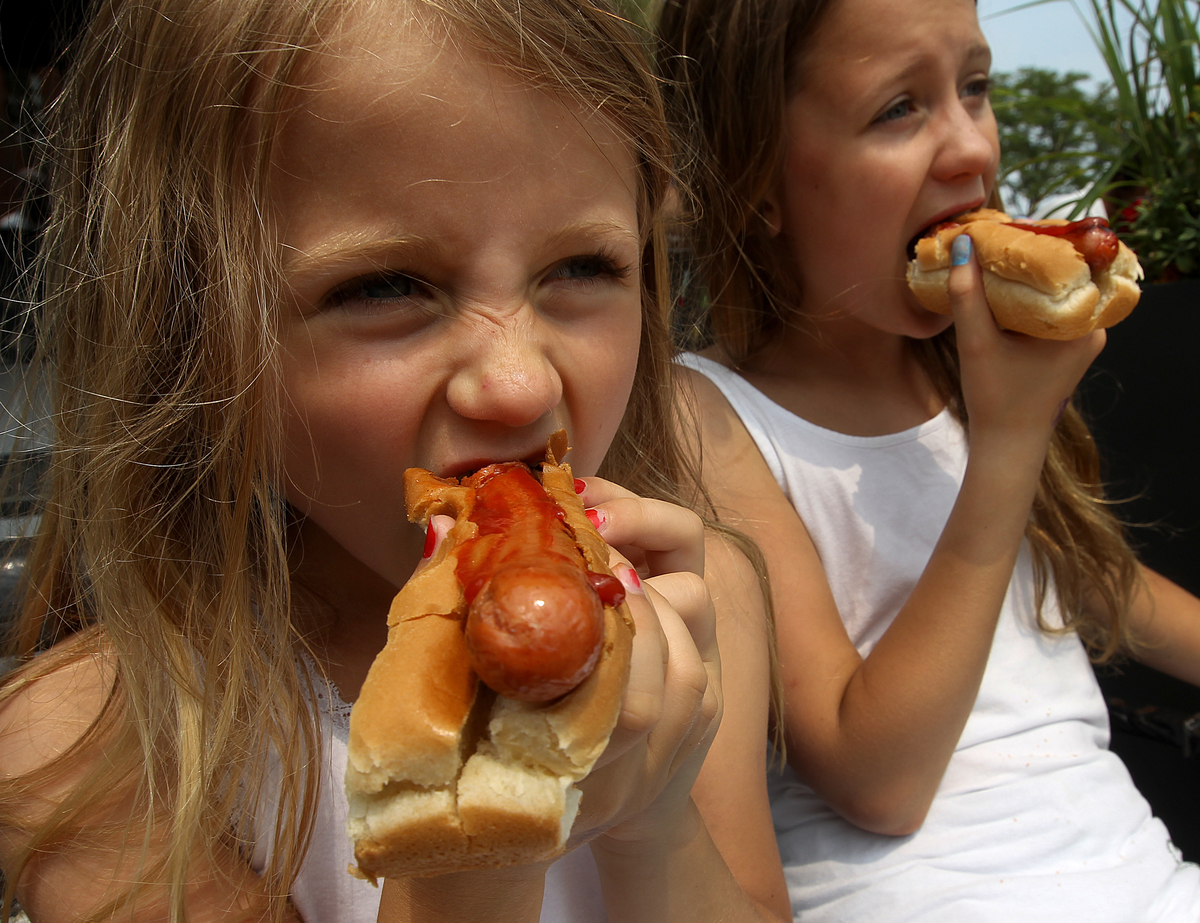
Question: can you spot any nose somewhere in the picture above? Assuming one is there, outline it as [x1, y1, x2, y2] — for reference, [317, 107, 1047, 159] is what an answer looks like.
[931, 101, 998, 186]
[445, 310, 563, 427]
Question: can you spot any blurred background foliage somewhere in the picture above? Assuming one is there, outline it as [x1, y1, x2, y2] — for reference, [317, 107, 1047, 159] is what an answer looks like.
[990, 68, 1119, 218]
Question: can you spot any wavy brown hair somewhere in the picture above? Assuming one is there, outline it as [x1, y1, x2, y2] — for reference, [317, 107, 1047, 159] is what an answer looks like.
[656, 0, 1140, 661]
[0, 0, 699, 919]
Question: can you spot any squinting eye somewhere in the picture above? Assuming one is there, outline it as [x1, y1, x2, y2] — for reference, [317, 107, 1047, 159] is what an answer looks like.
[327, 272, 425, 309]
[546, 253, 632, 283]
[963, 77, 990, 99]
[875, 99, 913, 124]
[360, 274, 418, 299]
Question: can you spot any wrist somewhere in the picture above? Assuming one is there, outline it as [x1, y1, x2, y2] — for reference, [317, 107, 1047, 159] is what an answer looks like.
[589, 796, 704, 864]
[379, 862, 549, 923]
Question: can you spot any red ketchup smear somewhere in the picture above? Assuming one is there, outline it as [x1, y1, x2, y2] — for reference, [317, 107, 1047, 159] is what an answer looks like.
[1007, 216, 1119, 272]
[455, 462, 617, 701]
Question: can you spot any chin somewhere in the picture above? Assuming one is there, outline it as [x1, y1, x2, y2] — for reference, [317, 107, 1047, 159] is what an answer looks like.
[898, 291, 955, 339]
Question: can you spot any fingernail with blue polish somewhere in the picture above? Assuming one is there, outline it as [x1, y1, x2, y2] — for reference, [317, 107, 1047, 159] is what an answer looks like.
[951, 234, 972, 266]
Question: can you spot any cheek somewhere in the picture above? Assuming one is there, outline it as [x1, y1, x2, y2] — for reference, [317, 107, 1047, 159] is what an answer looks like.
[277, 345, 417, 513]
[563, 306, 643, 476]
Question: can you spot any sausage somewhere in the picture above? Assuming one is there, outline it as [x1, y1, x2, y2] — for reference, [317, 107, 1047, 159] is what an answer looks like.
[457, 462, 624, 702]
[1009, 217, 1120, 272]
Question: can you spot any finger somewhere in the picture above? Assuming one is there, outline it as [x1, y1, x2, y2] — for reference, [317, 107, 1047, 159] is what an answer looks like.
[645, 570, 718, 666]
[576, 481, 705, 580]
[945, 232, 1000, 342]
[591, 562, 668, 769]
[645, 578, 721, 778]
[409, 513, 455, 579]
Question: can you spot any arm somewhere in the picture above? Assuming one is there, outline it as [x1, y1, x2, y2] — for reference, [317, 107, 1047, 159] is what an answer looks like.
[680, 246, 1106, 836]
[0, 650, 303, 923]
[573, 483, 788, 923]
[588, 534, 789, 923]
[1123, 565, 1200, 688]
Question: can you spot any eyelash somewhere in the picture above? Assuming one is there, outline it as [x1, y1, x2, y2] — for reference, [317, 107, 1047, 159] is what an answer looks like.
[875, 98, 914, 124]
[546, 249, 635, 285]
[321, 248, 633, 313]
[873, 75, 992, 125]
[962, 76, 990, 99]
[325, 272, 430, 310]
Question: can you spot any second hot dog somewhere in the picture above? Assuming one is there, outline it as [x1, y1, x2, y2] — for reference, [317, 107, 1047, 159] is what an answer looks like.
[907, 208, 1144, 339]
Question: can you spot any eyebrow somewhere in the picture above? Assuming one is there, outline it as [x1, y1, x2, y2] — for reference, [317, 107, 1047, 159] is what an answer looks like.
[282, 233, 436, 279]
[282, 218, 641, 279]
[540, 219, 642, 253]
[967, 42, 992, 64]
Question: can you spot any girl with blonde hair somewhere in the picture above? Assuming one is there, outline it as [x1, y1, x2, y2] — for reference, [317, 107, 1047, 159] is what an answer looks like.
[659, 0, 1200, 918]
[0, 0, 789, 920]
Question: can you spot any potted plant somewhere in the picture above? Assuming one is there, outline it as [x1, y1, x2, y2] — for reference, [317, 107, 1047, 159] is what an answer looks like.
[1079, 0, 1199, 283]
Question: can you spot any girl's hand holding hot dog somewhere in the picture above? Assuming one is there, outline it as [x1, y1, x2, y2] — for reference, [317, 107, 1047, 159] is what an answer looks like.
[375, 473, 734, 923]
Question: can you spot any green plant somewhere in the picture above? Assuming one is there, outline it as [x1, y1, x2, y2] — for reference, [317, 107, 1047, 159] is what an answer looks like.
[991, 67, 1120, 216]
[1078, 0, 1200, 280]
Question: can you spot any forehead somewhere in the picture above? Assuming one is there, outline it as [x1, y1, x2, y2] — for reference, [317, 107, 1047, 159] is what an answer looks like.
[273, 10, 634, 189]
[797, 0, 987, 85]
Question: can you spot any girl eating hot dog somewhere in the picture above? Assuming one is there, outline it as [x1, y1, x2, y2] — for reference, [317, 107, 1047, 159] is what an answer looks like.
[658, 0, 1200, 919]
[0, 1, 789, 921]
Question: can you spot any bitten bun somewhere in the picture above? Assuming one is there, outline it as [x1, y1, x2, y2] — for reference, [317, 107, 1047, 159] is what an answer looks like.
[907, 208, 1144, 339]
[345, 431, 634, 881]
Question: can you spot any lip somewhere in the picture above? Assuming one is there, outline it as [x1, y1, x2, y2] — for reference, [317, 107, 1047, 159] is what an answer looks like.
[906, 199, 986, 259]
[437, 444, 560, 481]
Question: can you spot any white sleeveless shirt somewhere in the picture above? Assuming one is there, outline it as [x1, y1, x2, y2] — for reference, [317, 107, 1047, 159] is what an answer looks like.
[679, 352, 1200, 923]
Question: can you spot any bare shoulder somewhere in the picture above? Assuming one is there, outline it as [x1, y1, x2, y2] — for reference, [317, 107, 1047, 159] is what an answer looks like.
[675, 362, 776, 491]
[0, 640, 116, 780]
[675, 361, 750, 447]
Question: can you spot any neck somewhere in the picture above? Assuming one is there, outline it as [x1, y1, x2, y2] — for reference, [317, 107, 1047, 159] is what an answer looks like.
[288, 518, 398, 702]
[740, 314, 943, 436]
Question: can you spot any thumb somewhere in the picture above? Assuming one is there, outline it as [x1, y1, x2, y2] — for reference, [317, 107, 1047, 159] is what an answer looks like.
[410, 513, 456, 580]
[946, 232, 996, 337]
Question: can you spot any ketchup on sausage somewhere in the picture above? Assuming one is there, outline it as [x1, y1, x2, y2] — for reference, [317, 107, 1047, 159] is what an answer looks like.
[456, 463, 621, 703]
[1008, 216, 1119, 272]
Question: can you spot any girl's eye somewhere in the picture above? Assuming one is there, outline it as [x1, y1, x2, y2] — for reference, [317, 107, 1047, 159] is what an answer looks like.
[326, 272, 429, 310]
[874, 98, 914, 124]
[546, 253, 633, 284]
[962, 76, 990, 99]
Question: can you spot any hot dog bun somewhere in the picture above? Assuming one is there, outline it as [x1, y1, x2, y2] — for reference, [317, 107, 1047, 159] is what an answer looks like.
[345, 431, 634, 881]
[907, 208, 1144, 339]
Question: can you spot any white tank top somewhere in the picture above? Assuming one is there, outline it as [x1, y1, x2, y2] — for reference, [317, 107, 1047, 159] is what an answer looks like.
[679, 351, 1200, 923]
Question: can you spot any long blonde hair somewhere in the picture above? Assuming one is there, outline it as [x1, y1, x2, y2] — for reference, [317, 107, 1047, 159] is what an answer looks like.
[656, 0, 1140, 660]
[0, 1, 690, 918]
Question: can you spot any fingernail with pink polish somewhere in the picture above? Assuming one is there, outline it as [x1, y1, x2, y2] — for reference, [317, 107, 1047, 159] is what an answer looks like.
[573, 478, 586, 495]
[585, 507, 607, 533]
[422, 521, 437, 558]
[616, 563, 644, 595]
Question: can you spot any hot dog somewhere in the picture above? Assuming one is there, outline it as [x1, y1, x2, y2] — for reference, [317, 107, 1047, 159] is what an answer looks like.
[345, 430, 634, 881]
[906, 208, 1144, 339]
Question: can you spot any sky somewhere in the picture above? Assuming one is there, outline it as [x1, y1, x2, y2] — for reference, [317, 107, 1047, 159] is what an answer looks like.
[978, 0, 1127, 83]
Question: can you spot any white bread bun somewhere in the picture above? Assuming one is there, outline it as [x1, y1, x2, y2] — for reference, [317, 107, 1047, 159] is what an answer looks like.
[907, 208, 1143, 339]
[345, 431, 634, 881]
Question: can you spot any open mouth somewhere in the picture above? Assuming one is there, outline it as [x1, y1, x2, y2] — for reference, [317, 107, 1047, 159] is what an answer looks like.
[907, 213, 972, 261]
[444, 450, 553, 482]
